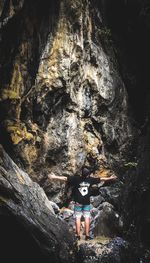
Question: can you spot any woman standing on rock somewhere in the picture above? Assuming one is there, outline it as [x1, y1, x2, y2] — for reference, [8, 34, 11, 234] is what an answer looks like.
[48, 166, 117, 240]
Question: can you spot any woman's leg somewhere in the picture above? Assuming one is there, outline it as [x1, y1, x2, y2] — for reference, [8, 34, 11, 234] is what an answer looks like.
[75, 217, 81, 236]
[74, 204, 82, 237]
[83, 205, 91, 237]
[84, 216, 90, 236]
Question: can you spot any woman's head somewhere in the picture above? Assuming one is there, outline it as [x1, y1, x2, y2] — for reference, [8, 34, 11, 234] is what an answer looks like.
[81, 166, 91, 178]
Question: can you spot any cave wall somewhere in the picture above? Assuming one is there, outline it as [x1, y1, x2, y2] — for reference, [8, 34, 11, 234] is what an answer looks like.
[1, 0, 150, 261]
[98, 0, 150, 259]
[0, 1, 135, 192]
[98, 0, 150, 122]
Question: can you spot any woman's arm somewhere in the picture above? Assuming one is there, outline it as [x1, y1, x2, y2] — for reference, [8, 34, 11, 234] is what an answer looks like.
[100, 175, 117, 182]
[48, 172, 67, 182]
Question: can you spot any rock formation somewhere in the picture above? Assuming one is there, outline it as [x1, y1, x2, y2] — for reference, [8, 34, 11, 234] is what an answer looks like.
[1, 0, 150, 262]
[0, 144, 76, 262]
[0, 0, 135, 187]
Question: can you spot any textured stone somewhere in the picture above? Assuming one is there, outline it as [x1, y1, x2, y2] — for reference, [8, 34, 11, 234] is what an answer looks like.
[0, 144, 77, 263]
[78, 237, 133, 263]
[0, 0, 135, 188]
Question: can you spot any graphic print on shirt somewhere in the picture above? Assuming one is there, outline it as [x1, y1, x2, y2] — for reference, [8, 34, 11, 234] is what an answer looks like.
[78, 182, 90, 196]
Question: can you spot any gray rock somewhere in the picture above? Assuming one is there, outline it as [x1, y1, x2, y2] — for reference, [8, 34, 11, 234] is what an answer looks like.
[78, 237, 133, 263]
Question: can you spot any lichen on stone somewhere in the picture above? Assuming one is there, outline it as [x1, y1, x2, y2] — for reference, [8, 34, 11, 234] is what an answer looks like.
[4, 120, 34, 145]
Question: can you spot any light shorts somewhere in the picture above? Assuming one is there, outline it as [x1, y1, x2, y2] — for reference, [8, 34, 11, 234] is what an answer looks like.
[74, 203, 91, 219]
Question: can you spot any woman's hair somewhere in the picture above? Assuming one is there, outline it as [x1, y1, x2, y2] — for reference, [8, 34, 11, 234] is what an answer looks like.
[82, 166, 91, 177]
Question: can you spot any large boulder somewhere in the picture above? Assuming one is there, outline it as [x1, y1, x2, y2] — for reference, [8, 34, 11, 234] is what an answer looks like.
[0, 144, 77, 263]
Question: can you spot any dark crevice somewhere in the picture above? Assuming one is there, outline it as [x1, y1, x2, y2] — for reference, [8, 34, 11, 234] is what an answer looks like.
[98, 0, 150, 123]
[0, 214, 50, 262]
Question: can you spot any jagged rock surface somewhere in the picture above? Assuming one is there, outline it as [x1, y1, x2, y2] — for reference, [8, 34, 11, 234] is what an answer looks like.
[78, 237, 134, 263]
[0, 0, 135, 191]
[0, 144, 77, 263]
[2, 0, 150, 262]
